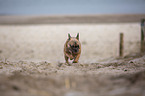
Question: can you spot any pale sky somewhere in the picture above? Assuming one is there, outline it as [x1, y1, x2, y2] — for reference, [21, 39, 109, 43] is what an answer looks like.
[0, 0, 145, 15]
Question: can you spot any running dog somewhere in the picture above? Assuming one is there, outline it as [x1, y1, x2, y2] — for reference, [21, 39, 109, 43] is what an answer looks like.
[64, 33, 81, 63]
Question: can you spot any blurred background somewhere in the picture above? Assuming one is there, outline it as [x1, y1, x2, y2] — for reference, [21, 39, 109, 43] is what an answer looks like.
[0, 0, 145, 63]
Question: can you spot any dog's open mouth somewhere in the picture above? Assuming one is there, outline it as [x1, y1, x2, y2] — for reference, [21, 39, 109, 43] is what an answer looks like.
[68, 48, 78, 54]
[72, 48, 79, 54]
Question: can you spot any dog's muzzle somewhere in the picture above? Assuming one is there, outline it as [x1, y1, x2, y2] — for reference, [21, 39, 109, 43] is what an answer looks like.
[68, 44, 79, 54]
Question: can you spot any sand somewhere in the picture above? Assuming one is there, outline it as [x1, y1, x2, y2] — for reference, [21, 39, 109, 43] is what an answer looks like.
[0, 23, 141, 63]
[0, 15, 145, 96]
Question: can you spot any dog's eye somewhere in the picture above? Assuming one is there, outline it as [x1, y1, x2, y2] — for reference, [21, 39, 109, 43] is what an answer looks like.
[69, 44, 74, 48]
[75, 45, 79, 48]
[72, 45, 75, 47]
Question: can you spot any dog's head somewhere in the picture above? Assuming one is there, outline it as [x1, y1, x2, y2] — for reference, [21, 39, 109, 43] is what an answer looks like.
[67, 33, 80, 54]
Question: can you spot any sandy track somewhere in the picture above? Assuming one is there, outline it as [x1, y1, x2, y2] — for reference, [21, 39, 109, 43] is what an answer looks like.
[0, 53, 145, 96]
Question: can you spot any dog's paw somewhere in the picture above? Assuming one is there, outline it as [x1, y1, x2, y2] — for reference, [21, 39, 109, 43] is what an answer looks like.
[70, 58, 73, 60]
[70, 56, 74, 60]
[73, 61, 78, 63]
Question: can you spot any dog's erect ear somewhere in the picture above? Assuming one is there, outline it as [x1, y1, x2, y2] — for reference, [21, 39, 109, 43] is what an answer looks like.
[68, 33, 71, 40]
[76, 33, 79, 40]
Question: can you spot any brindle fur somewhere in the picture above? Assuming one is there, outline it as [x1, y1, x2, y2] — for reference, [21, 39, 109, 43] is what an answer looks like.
[64, 33, 81, 63]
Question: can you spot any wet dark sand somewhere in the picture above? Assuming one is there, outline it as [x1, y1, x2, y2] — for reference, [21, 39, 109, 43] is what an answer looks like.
[0, 14, 145, 24]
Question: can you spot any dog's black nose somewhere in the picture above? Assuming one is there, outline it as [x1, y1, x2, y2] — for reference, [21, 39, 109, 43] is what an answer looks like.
[74, 49, 78, 53]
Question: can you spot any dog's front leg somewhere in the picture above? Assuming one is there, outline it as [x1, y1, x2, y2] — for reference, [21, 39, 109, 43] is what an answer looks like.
[73, 54, 80, 63]
[64, 55, 69, 63]
[65, 53, 74, 60]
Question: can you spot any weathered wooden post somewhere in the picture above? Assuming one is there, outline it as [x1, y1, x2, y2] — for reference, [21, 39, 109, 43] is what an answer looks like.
[119, 33, 124, 57]
[141, 19, 145, 52]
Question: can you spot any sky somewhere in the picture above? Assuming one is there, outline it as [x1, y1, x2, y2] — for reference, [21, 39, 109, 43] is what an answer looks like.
[0, 0, 145, 15]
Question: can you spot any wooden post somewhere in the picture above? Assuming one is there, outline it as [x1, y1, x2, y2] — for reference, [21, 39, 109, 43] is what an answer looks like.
[141, 19, 145, 52]
[119, 33, 124, 57]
